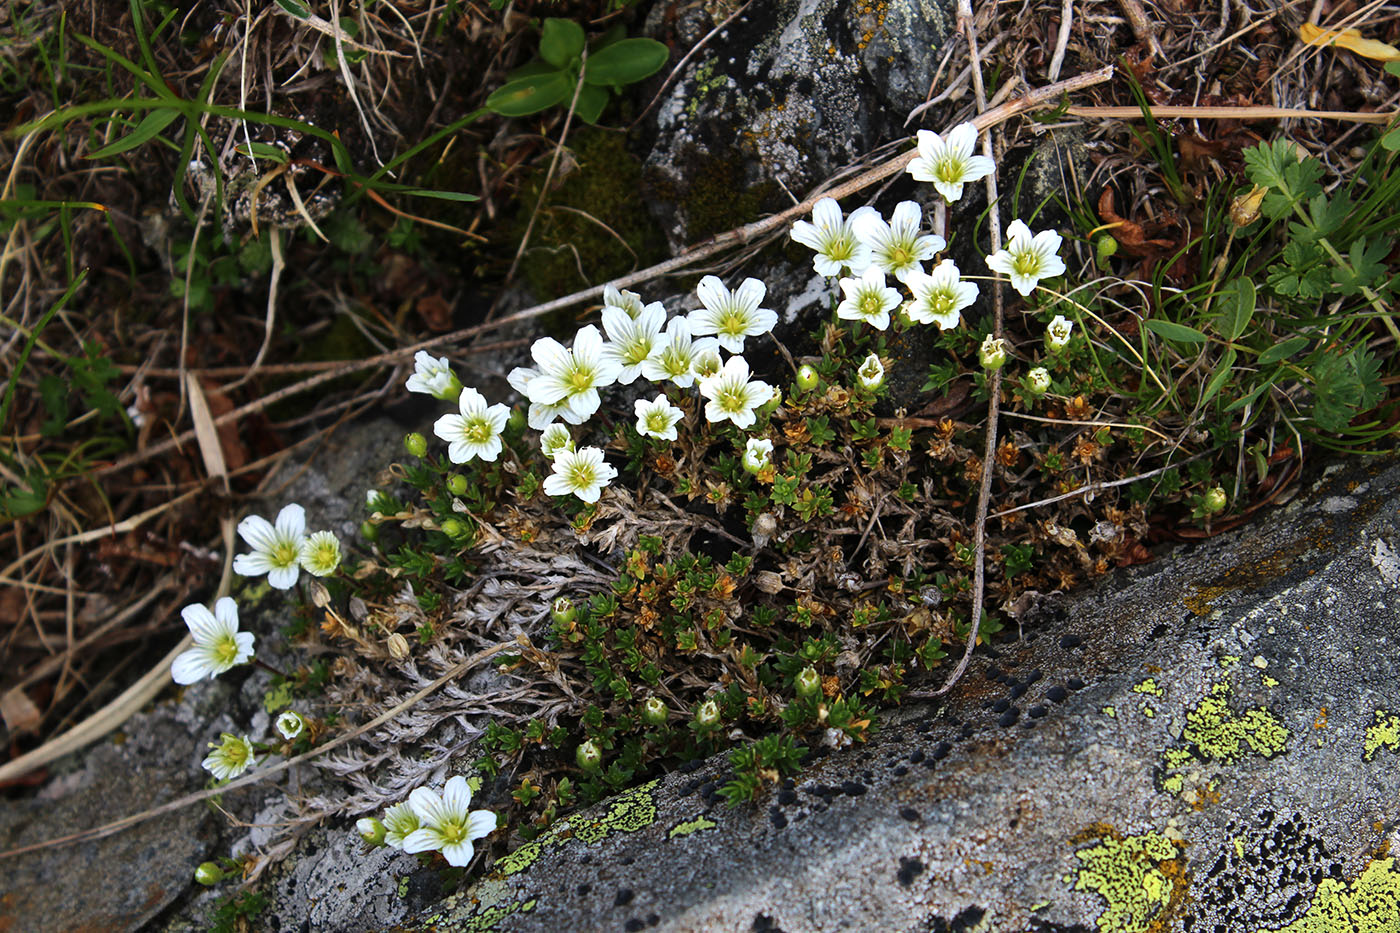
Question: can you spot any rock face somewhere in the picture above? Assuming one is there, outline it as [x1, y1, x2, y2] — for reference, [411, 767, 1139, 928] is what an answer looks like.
[642, 0, 956, 250]
[419, 457, 1400, 932]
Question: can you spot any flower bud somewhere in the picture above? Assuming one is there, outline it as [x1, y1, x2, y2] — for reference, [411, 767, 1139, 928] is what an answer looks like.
[359, 520, 380, 543]
[641, 696, 669, 726]
[1045, 315, 1074, 353]
[440, 518, 469, 540]
[742, 438, 773, 475]
[757, 386, 783, 417]
[1025, 366, 1051, 396]
[695, 698, 721, 728]
[576, 739, 603, 772]
[356, 817, 387, 847]
[404, 432, 428, 458]
[795, 666, 821, 698]
[386, 632, 411, 660]
[856, 353, 884, 390]
[795, 364, 819, 392]
[194, 862, 226, 886]
[551, 596, 576, 626]
[447, 474, 469, 496]
[1230, 184, 1267, 228]
[1094, 234, 1118, 268]
[506, 407, 527, 436]
[275, 710, 305, 740]
[1202, 486, 1227, 515]
[978, 335, 1008, 372]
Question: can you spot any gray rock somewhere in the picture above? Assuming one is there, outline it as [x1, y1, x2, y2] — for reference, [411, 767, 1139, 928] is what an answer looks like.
[416, 457, 1400, 931]
[642, 0, 956, 250]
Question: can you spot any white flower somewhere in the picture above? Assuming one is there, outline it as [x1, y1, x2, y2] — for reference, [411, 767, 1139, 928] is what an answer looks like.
[202, 732, 255, 781]
[905, 259, 978, 330]
[835, 266, 901, 331]
[985, 220, 1066, 296]
[688, 277, 777, 354]
[690, 344, 723, 381]
[526, 326, 621, 423]
[170, 597, 255, 684]
[1026, 366, 1052, 395]
[276, 710, 305, 740]
[640, 317, 720, 389]
[788, 198, 875, 276]
[906, 123, 995, 203]
[742, 437, 773, 474]
[299, 530, 341, 577]
[601, 303, 666, 385]
[405, 351, 461, 400]
[434, 387, 510, 463]
[979, 335, 1008, 371]
[698, 357, 774, 430]
[852, 201, 945, 283]
[507, 366, 574, 430]
[634, 395, 683, 441]
[233, 504, 307, 590]
[543, 446, 617, 503]
[383, 801, 420, 849]
[1045, 314, 1075, 352]
[402, 775, 499, 868]
[539, 423, 574, 460]
[856, 353, 885, 390]
[601, 285, 649, 319]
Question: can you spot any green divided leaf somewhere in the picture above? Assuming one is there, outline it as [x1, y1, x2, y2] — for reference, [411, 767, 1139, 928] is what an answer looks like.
[273, 0, 310, 19]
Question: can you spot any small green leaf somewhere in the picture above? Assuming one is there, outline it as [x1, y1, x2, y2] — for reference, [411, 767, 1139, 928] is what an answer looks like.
[1224, 377, 1272, 413]
[1199, 348, 1237, 408]
[486, 72, 573, 116]
[583, 38, 669, 87]
[539, 18, 585, 69]
[274, 0, 311, 19]
[401, 188, 480, 202]
[1217, 278, 1256, 342]
[235, 141, 289, 163]
[573, 84, 609, 124]
[1144, 318, 1207, 344]
[87, 107, 181, 159]
[1256, 336, 1310, 365]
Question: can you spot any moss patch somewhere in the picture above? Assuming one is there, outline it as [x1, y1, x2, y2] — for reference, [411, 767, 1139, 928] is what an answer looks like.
[1072, 829, 1185, 933]
[1363, 710, 1400, 762]
[517, 129, 667, 302]
[1260, 857, 1400, 933]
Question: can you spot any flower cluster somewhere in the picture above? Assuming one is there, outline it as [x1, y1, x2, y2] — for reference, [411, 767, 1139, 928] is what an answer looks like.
[360, 776, 498, 867]
[232, 503, 342, 589]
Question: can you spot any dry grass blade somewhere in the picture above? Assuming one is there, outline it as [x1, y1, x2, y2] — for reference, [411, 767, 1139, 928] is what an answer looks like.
[1067, 105, 1398, 122]
[185, 371, 229, 493]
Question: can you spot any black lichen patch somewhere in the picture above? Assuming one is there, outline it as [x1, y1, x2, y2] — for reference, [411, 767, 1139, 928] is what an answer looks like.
[897, 856, 926, 887]
[927, 906, 987, 932]
[614, 888, 635, 908]
[899, 807, 920, 822]
[1183, 811, 1340, 932]
[752, 913, 787, 932]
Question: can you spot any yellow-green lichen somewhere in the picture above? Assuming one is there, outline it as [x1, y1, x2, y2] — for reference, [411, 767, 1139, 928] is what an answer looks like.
[494, 779, 660, 877]
[1259, 857, 1400, 933]
[1219, 655, 1240, 670]
[1133, 679, 1165, 697]
[1262, 675, 1279, 688]
[1181, 682, 1290, 762]
[1363, 710, 1400, 762]
[1104, 706, 1117, 718]
[669, 816, 717, 839]
[1072, 830, 1184, 933]
[1140, 704, 1156, 719]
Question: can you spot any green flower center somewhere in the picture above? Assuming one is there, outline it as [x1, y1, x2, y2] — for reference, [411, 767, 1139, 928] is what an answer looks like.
[214, 635, 240, 666]
[568, 369, 594, 392]
[1013, 252, 1041, 277]
[933, 293, 956, 315]
[827, 234, 854, 261]
[439, 819, 466, 844]
[859, 293, 883, 316]
[718, 309, 747, 337]
[272, 540, 299, 568]
[569, 463, 597, 488]
[465, 420, 491, 443]
[891, 247, 912, 266]
[718, 387, 747, 413]
[646, 413, 670, 432]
